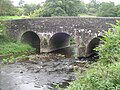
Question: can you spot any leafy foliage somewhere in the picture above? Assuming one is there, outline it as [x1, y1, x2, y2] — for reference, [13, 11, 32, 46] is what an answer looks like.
[1, 0, 120, 17]
[95, 20, 120, 64]
[87, 0, 99, 15]
[0, 0, 17, 16]
[66, 62, 120, 90]
[29, 0, 120, 17]
[115, 4, 120, 17]
[22, 4, 41, 16]
[66, 21, 120, 90]
[31, 0, 87, 17]
[97, 2, 116, 17]
[2, 56, 15, 64]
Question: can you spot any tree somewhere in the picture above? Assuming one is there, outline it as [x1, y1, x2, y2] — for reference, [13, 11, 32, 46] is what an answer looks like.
[87, 0, 100, 14]
[22, 4, 41, 16]
[0, 0, 17, 16]
[61, 0, 81, 16]
[115, 4, 120, 17]
[32, 0, 83, 17]
[97, 2, 116, 17]
[79, 1, 88, 14]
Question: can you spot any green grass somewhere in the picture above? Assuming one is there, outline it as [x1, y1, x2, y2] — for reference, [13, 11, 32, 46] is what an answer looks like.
[0, 35, 35, 64]
[0, 16, 34, 64]
[0, 42, 34, 55]
[0, 35, 34, 55]
[0, 16, 22, 20]
[0, 15, 30, 20]
[78, 14, 96, 17]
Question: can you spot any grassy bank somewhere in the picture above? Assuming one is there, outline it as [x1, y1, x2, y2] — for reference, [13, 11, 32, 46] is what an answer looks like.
[0, 35, 35, 64]
[65, 21, 120, 90]
[0, 35, 34, 55]
[0, 19, 34, 56]
[0, 15, 34, 64]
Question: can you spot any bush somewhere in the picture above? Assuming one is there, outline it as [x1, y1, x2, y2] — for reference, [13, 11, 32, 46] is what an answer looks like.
[66, 21, 120, 90]
[66, 62, 120, 90]
[95, 20, 120, 64]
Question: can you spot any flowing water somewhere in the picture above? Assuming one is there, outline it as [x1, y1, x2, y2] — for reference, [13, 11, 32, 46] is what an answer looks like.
[0, 57, 89, 90]
[0, 47, 92, 90]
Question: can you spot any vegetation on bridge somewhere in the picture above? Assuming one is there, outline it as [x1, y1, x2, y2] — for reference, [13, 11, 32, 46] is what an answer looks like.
[65, 21, 120, 90]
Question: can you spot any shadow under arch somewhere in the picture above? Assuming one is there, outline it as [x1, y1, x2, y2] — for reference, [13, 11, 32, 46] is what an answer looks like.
[21, 31, 40, 54]
[49, 32, 71, 51]
[49, 32, 75, 57]
[86, 36, 103, 56]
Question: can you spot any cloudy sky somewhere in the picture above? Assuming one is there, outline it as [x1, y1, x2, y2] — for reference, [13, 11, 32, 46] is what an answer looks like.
[11, 0, 120, 6]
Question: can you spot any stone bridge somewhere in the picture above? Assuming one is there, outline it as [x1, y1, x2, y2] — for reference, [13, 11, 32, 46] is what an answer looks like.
[7, 17, 120, 57]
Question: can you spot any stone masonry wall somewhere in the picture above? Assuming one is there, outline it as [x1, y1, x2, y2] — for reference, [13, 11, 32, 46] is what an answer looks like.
[7, 17, 120, 56]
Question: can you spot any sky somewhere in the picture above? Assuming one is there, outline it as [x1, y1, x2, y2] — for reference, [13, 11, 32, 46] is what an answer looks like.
[11, 0, 120, 6]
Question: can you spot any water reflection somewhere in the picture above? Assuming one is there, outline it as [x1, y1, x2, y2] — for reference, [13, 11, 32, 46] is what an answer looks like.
[49, 46, 78, 58]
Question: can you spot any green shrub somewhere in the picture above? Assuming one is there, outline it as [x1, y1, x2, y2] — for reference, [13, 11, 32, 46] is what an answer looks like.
[2, 58, 8, 64]
[66, 62, 120, 90]
[95, 20, 120, 64]
[2, 56, 15, 64]
[66, 21, 120, 90]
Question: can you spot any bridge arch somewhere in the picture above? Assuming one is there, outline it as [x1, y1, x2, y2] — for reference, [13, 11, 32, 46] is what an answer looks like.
[49, 32, 71, 51]
[86, 36, 102, 55]
[21, 31, 40, 54]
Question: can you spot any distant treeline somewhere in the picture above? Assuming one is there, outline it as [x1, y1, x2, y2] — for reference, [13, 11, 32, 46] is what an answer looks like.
[1, 0, 120, 17]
